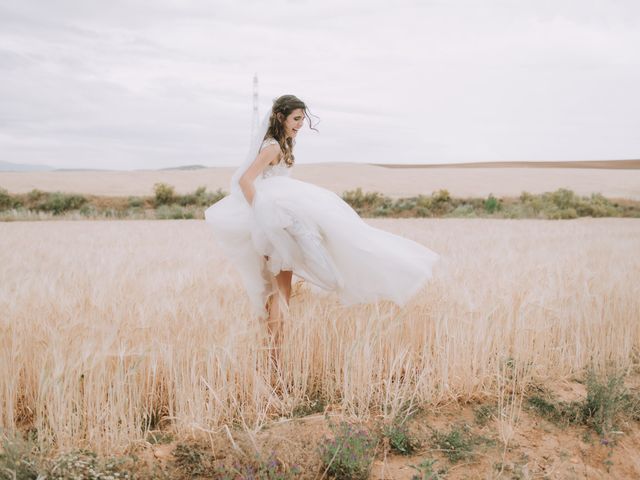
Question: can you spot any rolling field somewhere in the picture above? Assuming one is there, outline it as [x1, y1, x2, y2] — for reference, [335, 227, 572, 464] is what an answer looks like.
[1, 162, 640, 200]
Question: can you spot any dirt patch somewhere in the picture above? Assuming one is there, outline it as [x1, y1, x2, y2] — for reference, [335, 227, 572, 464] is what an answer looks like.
[126, 376, 640, 479]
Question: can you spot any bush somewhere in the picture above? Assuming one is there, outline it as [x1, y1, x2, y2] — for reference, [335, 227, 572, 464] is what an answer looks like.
[449, 204, 476, 218]
[382, 421, 420, 455]
[548, 207, 578, 220]
[203, 187, 226, 206]
[527, 369, 640, 437]
[27, 189, 45, 203]
[35, 192, 87, 215]
[319, 421, 378, 480]
[410, 458, 445, 479]
[342, 187, 392, 215]
[127, 196, 144, 208]
[156, 204, 194, 220]
[79, 204, 98, 217]
[0, 433, 40, 480]
[484, 194, 500, 214]
[431, 425, 476, 463]
[0, 188, 14, 211]
[175, 186, 226, 207]
[153, 182, 175, 206]
[429, 189, 453, 215]
[215, 451, 301, 479]
[473, 404, 497, 427]
[549, 188, 576, 209]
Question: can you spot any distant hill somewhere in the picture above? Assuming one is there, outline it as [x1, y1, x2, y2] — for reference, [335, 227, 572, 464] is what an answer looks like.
[53, 168, 111, 172]
[0, 161, 57, 172]
[372, 159, 640, 169]
[158, 164, 208, 171]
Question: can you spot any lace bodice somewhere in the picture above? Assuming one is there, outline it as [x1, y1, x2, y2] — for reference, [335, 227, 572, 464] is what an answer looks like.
[259, 137, 292, 179]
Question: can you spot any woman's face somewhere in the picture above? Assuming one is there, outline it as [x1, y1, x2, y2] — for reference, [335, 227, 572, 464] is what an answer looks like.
[283, 108, 305, 139]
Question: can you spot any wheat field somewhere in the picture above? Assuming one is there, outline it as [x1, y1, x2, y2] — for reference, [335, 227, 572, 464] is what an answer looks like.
[1, 217, 639, 454]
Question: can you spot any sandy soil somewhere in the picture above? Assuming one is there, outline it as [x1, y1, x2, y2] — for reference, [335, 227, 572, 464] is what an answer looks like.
[1, 162, 639, 200]
[139, 373, 640, 479]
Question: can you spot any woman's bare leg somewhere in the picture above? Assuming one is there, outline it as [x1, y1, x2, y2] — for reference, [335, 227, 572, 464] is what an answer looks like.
[262, 257, 293, 363]
[265, 270, 293, 355]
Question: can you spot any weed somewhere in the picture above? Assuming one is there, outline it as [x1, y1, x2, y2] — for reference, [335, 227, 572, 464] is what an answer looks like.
[409, 458, 445, 479]
[318, 420, 378, 480]
[214, 451, 301, 479]
[155, 204, 195, 219]
[430, 424, 493, 464]
[145, 431, 174, 445]
[173, 442, 209, 477]
[582, 370, 631, 436]
[430, 424, 474, 463]
[526, 395, 582, 425]
[473, 404, 496, 427]
[0, 432, 40, 480]
[292, 394, 326, 417]
[46, 449, 134, 479]
[527, 370, 640, 438]
[381, 420, 420, 455]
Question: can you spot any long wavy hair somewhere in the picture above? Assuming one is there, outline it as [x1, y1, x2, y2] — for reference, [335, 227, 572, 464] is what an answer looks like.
[264, 94, 319, 167]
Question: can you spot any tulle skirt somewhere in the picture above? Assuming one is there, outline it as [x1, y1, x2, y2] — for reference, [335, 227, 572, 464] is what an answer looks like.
[204, 176, 441, 318]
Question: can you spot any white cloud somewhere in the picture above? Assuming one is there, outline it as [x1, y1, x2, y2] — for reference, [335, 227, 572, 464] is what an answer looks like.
[0, 0, 638, 169]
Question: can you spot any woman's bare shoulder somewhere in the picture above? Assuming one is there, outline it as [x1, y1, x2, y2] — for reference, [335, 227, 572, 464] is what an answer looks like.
[261, 137, 279, 148]
[260, 137, 282, 165]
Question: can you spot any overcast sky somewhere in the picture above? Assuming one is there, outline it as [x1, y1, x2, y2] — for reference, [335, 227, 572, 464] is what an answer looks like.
[1, 0, 639, 170]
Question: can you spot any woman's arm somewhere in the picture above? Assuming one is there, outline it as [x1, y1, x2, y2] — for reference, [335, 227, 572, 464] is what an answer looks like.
[238, 144, 280, 206]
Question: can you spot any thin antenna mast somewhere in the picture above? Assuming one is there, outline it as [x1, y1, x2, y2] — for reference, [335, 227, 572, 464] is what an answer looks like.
[250, 73, 259, 143]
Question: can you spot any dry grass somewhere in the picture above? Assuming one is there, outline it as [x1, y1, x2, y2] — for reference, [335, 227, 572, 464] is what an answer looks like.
[0, 217, 639, 456]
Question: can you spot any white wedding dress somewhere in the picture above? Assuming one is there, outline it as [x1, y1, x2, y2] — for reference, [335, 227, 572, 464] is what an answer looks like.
[204, 137, 441, 318]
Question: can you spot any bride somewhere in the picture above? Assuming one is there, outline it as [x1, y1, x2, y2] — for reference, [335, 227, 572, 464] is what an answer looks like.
[205, 94, 440, 354]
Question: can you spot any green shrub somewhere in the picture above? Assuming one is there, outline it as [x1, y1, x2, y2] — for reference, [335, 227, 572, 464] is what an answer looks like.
[319, 421, 378, 480]
[27, 189, 45, 203]
[127, 196, 144, 208]
[431, 425, 475, 463]
[155, 204, 194, 220]
[79, 204, 98, 217]
[410, 458, 445, 479]
[342, 187, 392, 215]
[174, 442, 208, 477]
[153, 182, 175, 206]
[203, 187, 226, 205]
[449, 204, 476, 218]
[382, 420, 420, 455]
[549, 188, 576, 209]
[473, 404, 497, 427]
[429, 189, 453, 215]
[582, 370, 633, 436]
[527, 369, 640, 437]
[214, 451, 301, 479]
[0, 188, 14, 211]
[292, 394, 326, 417]
[484, 194, 500, 213]
[175, 186, 226, 207]
[35, 192, 87, 215]
[548, 207, 578, 220]
[0, 433, 40, 480]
